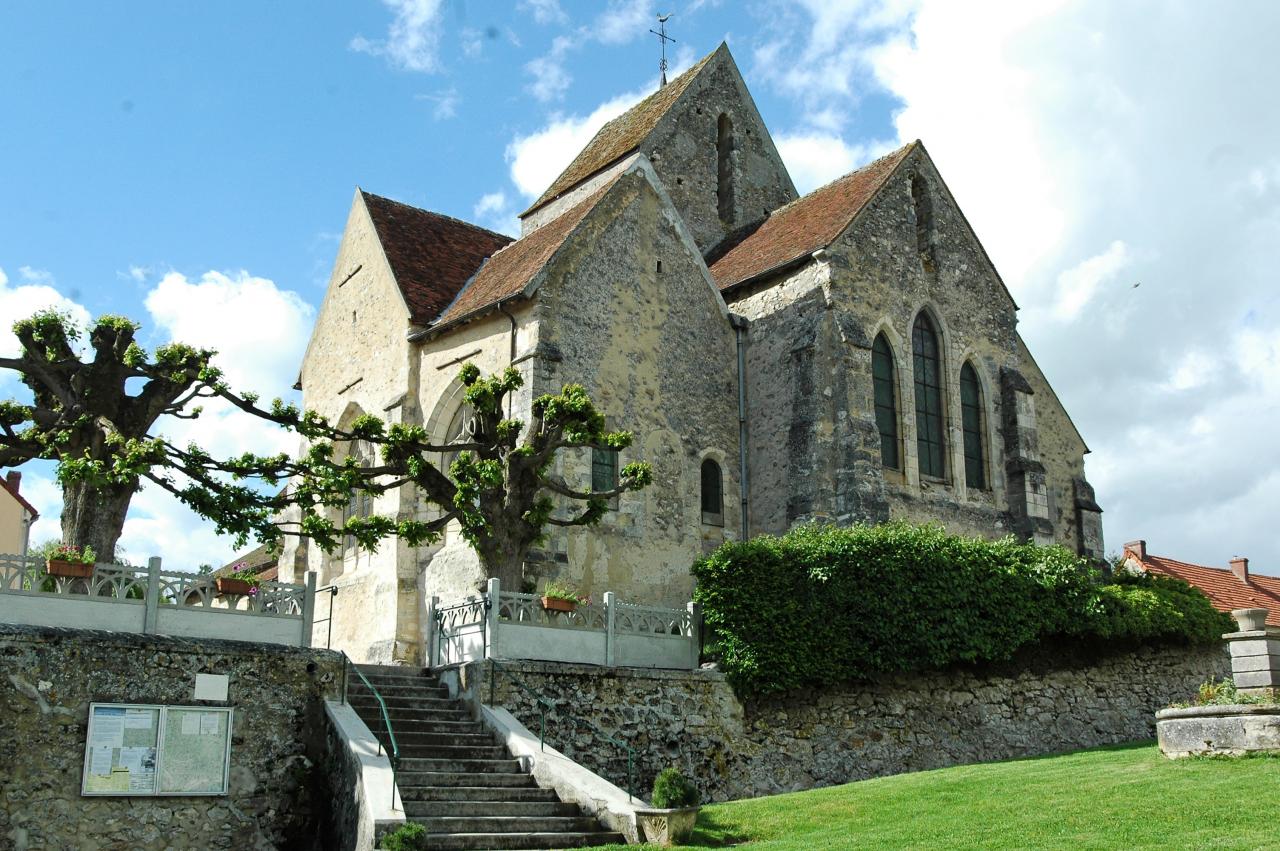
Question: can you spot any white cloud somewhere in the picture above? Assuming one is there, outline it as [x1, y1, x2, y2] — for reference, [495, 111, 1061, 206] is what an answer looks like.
[473, 191, 520, 237]
[775, 132, 897, 195]
[415, 88, 459, 120]
[350, 0, 446, 73]
[506, 91, 645, 199]
[525, 36, 574, 103]
[594, 0, 654, 45]
[520, 0, 568, 26]
[0, 266, 92, 359]
[1051, 240, 1130, 321]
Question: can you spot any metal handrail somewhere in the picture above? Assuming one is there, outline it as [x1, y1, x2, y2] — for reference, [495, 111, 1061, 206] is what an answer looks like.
[342, 653, 400, 810]
[487, 658, 635, 801]
[313, 583, 339, 649]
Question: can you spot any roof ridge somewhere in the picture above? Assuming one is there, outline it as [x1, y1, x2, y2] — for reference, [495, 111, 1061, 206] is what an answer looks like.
[772, 141, 918, 217]
[360, 189, 513, 242]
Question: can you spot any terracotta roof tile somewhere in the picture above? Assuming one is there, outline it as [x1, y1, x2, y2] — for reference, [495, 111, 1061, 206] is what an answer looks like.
[521, 49, 717, 218]
[709, 142, 917, 291]
[437, 178, 618, 328]
[362, 191, 513, 325]
[1135, 552, 1280, 626]
[217, 543, 277, 577]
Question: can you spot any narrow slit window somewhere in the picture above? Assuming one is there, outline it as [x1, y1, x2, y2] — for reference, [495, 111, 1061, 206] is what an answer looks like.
[872, 334, 900, 469]
[701, 458, 724, 525]
[913, 313, 946, 479]
[717, 113, 735, 223]
[960, 362, 986, 489]
[911, 174, 936, 274]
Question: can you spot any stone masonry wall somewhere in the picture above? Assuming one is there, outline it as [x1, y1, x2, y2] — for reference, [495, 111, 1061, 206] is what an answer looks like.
[0, 625, 342, 851]
[477, 642, 1228, 804]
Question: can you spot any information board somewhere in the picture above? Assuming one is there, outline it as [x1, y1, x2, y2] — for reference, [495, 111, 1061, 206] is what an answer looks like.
[82, 704, 233, 796]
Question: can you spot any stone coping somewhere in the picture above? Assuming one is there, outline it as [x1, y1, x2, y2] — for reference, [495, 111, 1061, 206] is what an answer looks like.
[0, 621, 342, 661]
[1156, 704, 1280, 720]
[459, 657, 728, 683]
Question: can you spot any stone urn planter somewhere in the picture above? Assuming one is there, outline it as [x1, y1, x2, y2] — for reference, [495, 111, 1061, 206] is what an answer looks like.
[215, 577, 257, 596]
[635, 806, 700, 846]
[1233, 608, 1269, 631]
[1156, 704, 1280, 757]
[46, 559, 94, 579]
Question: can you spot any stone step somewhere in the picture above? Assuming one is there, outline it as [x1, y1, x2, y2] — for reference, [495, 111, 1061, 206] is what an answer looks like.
[396, 771, 538, 788]
[353, 712, 484, 733]
[353, 664, 432, 678]
[349, 682, 452, 700]
[392, 743, 509, 761]
[403, 800, 580, 819]
[416, 816, 604, 835]
[397, 757, 523, 774]
[349, 694, 472, 714]
[368, 728, 497, 747]
[413, 830, 626, 850]
[399, 785, 560, 803]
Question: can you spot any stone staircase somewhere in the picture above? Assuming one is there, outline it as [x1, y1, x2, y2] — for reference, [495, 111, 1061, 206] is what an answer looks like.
[349, 665, 625, 850]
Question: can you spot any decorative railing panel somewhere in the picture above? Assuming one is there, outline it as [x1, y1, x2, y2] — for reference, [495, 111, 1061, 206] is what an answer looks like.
[0, 553, 316, 648]
[430, 578, 699, 670]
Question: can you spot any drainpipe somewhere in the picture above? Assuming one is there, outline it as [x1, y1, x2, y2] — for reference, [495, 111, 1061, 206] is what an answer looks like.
[730, 314, 750, 539]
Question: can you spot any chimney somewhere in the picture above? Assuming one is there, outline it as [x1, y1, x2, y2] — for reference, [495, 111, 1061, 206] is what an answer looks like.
[1124, 539, 1147, 561]
[4, 471, 19, 494]
[1230, 556, 1249, 584]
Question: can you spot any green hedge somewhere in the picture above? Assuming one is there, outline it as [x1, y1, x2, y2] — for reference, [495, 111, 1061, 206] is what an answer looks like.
[691, 522, 1232, 696]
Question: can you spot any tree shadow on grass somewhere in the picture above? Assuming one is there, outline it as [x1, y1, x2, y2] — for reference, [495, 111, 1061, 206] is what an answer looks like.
[687, 808, 753, 847]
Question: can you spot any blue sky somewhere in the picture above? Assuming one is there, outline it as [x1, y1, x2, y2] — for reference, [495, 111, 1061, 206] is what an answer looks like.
[3, 1, 1279, 574]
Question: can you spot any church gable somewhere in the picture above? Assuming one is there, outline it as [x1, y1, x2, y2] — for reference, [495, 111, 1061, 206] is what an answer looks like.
[521, 44, 796, 255]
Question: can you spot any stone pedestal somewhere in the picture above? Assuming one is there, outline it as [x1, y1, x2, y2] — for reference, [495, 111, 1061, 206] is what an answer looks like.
[1224, 608, 1280, 695]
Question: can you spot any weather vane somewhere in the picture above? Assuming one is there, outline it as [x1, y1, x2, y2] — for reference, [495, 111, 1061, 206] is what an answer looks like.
[650, 13, 675, 87]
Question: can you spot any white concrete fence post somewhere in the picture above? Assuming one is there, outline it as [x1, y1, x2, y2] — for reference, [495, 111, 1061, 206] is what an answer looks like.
[425, 594, 439, 668]
[143, 557, 162, 635]
[485, 577, 501, 660]
[604, 591, 617, 667]
[687, 601, 701, 671]
[300, 571, 317, 648]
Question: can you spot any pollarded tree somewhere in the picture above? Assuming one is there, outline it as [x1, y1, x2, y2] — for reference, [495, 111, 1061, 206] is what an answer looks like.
[165, 363, 654, 591]
[0, 310, 228, 561]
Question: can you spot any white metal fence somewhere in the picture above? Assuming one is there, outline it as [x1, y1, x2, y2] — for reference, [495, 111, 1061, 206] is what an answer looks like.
[428, 578, 699, 670]
[0, 553, 316, 647]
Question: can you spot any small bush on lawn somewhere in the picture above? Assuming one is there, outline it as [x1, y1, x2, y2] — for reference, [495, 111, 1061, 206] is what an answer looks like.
[692, 522, 1232, 696]
[380, 822, 426, 851]
[651, 767, 700, 809]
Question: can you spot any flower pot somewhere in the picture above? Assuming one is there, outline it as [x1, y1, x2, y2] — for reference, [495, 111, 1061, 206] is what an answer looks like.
[635, 806, 700, 846]
[215, 577, 257, 596]
[46, 559, 94, 579]
[540, 596, 576, 613]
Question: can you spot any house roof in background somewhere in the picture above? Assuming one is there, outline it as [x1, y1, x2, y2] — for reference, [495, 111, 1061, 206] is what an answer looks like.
[216, 543, 278, 581]
[709, 142, 917, 291]
[520, 47, 718, 218]
[1130, 548, 1280, 627]
[0, 476, 38, 519]
[361, 191, 513, 325]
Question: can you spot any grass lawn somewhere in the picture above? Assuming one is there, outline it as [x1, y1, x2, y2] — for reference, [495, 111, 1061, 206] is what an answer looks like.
[605, 742, 1280, 850]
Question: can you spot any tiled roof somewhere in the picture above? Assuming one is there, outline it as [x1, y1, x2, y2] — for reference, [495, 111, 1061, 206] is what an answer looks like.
[709, 142, 917, 291]
[217, 543, 277, 579]
[437, 178, 618, 328]
[520, 48, 717, 218]
[0, 476, 38, 519]
[1132, 551, 1280, 627]
[361, 191, 513, 325]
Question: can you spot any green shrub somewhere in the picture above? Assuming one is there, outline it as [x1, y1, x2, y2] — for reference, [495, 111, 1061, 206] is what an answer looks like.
[379, 822, 427, 851]
[692, 522, 1233, 696]
[651, 767, 700, 809]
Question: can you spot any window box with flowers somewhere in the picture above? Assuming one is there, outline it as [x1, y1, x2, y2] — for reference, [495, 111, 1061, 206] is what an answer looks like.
[46, 544, 97, 579]
[215, 564, 262, 597]
[540, 580, 587, 613]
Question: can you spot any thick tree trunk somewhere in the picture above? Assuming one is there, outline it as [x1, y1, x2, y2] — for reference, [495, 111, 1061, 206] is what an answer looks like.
[476, 532, 530, 594]
[59, 480, 135, 563]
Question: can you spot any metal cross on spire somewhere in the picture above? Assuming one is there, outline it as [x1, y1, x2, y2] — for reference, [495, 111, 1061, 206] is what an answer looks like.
[650, 13, 675, 87]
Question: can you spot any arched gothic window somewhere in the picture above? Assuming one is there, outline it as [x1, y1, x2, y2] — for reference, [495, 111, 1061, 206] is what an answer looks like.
[700, 458, 724, 526]
[960, 362, 986, 489]
[342, 441, 373, 554]
[717, 113, 735, 223]
[912, 313, 946, 479]
[872, 333, 900, 470]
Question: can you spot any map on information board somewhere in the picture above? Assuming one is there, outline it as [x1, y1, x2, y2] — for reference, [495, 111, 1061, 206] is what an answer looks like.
[82, 704, 232, 797]
[82, 706, 159, 794]
[158, 708, 231, 795]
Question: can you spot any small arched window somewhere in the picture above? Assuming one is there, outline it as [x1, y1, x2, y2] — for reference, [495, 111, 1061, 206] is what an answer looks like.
[343, 441, 373, 554]
[717, 113, 735, 223]
[911, 173, 936, 274]
[912, 313, 946, 479]
[701, 458, 724, 526]
[960, 362, 986, 489]
[872, 333, 900, 470]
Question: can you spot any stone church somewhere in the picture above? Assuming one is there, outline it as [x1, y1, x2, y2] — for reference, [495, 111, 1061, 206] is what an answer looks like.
[280, 44, 1104, 663]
